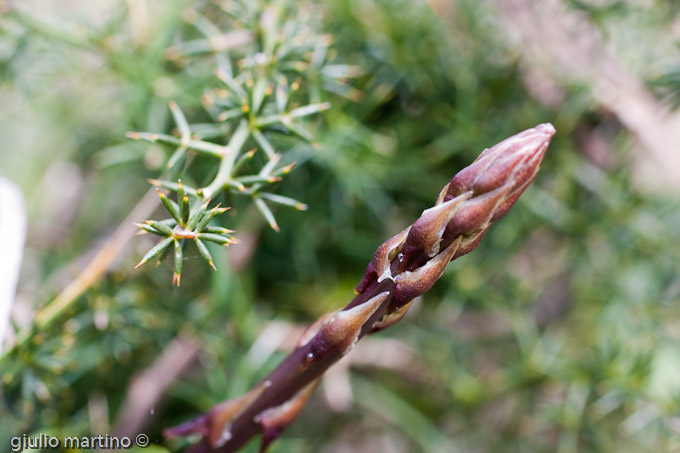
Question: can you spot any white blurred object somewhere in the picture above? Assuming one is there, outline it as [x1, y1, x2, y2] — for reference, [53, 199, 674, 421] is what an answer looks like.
[0, 177, 26, 353]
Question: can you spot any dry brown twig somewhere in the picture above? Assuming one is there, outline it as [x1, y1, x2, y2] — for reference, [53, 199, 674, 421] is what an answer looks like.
[490, 0, 680, 191]
[165, 124, 556, 452]
[115, 334, 201, 438]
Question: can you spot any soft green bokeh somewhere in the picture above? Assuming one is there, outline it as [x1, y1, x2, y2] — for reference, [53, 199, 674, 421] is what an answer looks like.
[2, 1, 679, 452]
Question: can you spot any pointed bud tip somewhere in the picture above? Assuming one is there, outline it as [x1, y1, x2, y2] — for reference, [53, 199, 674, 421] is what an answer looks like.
[535, 123, 556, 136]
[447, 123, 555, 198]
[517, 123, 556, 157]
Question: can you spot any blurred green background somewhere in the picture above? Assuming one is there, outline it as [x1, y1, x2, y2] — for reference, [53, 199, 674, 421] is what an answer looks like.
[2, 0, 680, 452]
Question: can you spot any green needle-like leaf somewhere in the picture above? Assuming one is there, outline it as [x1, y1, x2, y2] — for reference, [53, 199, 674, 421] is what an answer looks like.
[135, 222, 162, 235]
[173, 239, 183, 287]
[276, 78, 289, 112]
[236, 175, 281, 185]
[283, 121, 314, 143]
[144, 220, 174, 236]
[187, 198, 211, 230]
[252, 77, 269, 113]
[272, 162, 296, 176]
[226, 179, 248, 193]
[252, 129, 277, 159]
[196, 233, 234, 246]
[288, 102, 331, 119]
[233, 148, 257, 174]
[155, 238, 172, 267]
[194, 238, 216, 271]
[148, 179, 199, 197]
[253, 196, 280, 232]
[216, 69, 248, 103]
[135, 223, 167, 237]
[195, 207, 217, 233]
[166, 146, 187, 170]
[202, 225, 236, 234]
[255, 113, 283, 128]
[177, 179, 186, 207]
[181, 194, 190, 226]
[128, 132, 224, 157]
[169, 101, 191, 139]
[135, 237, 173, 269]
[259, 192, 308, 211]
[197, 206, 230, 232]
[217, 107, 245, 122]
[156, 188, 181, 224]
[259, 153, 281, 176]
[321, 64, 362, 78]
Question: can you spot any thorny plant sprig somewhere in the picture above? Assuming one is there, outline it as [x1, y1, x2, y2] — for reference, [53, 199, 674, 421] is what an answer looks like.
[165, 124, 557, 452]
[129, 0, 358, 276]
[135, 180, 235, 286]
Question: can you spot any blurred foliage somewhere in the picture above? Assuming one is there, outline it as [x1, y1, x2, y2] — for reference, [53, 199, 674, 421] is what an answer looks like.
[1, 0, 680, 452]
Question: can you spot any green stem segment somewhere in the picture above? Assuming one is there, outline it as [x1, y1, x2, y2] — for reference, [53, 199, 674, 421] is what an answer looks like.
[202, 120, 250, 198]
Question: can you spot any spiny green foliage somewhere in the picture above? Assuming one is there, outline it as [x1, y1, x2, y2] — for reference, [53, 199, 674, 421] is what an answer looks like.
[128, 0, 358, 281]
[135, 181, 235, 286]
[128, 0, 356, 217]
